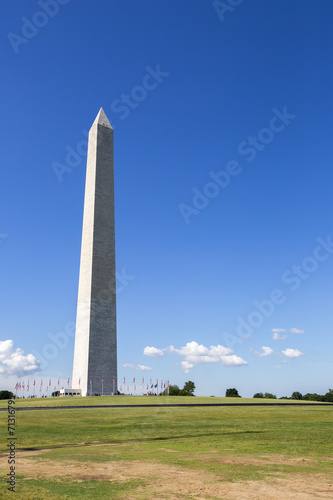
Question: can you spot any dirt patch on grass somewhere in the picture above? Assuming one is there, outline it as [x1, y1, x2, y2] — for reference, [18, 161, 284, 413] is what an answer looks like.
[225, 478, 333, 499]
[3, 450, 332, 499]
[196, 452, 318, 467]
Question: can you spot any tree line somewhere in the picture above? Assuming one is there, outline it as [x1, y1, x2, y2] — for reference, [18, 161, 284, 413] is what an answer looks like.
[1, 384, 332, 401]
[161, 381, 195, 396]
[225, 387, 333, 402]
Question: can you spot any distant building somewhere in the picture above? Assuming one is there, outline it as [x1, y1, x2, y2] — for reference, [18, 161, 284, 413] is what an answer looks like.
[60, 388, 82, 397]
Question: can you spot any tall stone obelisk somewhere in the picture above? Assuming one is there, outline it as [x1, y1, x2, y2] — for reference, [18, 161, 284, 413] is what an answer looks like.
[72, 108, 117, 396]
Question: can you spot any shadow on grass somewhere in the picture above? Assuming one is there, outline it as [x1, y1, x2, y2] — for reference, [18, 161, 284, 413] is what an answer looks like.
[17, 430, 264, 453]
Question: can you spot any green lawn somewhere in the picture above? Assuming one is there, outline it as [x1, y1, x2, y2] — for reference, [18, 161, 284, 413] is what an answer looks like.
[0, 394, 323, 408]
[0, 399, 332, 499]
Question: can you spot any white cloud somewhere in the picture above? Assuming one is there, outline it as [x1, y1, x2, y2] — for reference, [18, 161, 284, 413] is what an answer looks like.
[272, 327, 304, 339]
[137, 365, 152, 371]
[272, 332, 287, 340]
[221, 355, 248, 366]
[282, 348, 304, 358]
[186, 354, 219, 364]
[173, 341, 232, 362]
[143, 346, 164, 357]
[123, 363, 152, 371]
[259, 346, 274, 357]
[250, 346, 274, 357]
[174, 341, 236, 370]
[181, 361, 194, 374]
[145, 341, 247, 373]
[290, 328, 305, 334]
[0, 340, 40, 377]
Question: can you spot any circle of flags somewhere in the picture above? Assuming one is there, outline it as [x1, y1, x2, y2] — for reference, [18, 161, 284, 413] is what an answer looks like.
[13, 377, 170, 397]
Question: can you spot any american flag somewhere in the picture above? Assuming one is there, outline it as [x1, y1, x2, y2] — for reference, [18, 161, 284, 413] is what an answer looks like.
[132, 378, 135, 383]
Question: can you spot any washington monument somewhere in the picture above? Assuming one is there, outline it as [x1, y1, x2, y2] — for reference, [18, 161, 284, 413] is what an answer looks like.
[72, 108, 117, 396]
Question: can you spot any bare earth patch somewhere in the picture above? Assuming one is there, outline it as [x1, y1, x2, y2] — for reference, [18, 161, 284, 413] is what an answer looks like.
[1, 448, 332, 498]
[195, 452, 320, 467]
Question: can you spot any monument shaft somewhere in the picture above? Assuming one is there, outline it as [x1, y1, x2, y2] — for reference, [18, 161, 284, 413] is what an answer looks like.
[72, 109, 117, 395]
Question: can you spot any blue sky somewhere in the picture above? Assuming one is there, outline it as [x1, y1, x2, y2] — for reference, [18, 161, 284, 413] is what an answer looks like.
[1, 0, 332, 397]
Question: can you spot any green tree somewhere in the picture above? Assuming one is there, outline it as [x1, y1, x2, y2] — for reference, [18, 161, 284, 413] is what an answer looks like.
[323, 389, 333, 402]
[253, 392, 264, 398]
[51, 391, 60, 397]
[163, 384, 180, 396]
[264, 392, 277, 399]
[291, 391, 303, 400]
[302, 393, 324, 402]
[0, 390, 14, 400]
[226, 388, 241, 398]
[181, 381, 195, 396]
[162, 382, 196, 396]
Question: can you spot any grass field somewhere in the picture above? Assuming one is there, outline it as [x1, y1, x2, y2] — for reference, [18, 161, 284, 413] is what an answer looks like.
[0, 395, 323, 409]
[0, 397, 332, 499]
